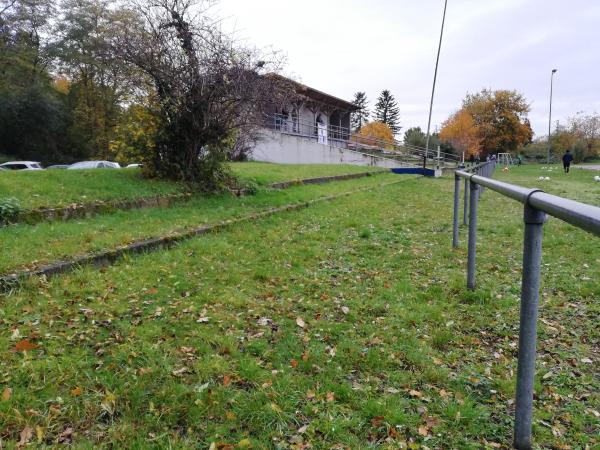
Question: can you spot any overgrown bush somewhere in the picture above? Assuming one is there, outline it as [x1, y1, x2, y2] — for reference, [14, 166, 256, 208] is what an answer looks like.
[0, 197, 21, 225]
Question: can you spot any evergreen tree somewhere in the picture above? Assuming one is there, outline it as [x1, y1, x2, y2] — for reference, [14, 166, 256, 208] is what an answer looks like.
[374, 90, 401, 135]
[351, 91, 369, 131]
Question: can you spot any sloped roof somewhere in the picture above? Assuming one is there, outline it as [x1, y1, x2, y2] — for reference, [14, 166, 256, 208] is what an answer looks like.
[268, 74, 358, 112]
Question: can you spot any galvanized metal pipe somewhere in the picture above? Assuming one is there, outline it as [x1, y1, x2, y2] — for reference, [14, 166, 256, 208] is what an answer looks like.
[463, 177, 469, 226]
[514, 204, 546, 449]
[467, 180, 479, 290]
[456, 171, 600, 237]
[453, 174, 460, 248]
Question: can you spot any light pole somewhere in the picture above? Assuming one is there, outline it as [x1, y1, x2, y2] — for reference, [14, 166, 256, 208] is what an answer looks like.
[424, 0, 448, 168]
[547, 69, 557, 164]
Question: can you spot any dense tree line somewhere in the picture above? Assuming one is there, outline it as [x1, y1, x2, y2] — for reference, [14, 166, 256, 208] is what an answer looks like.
[0, 0, 286, 186]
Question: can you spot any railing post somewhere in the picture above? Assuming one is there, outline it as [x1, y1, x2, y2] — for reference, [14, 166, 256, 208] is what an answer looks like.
[466, 179, 479, 289]
[463, 177, 469, 225]
[514, 203, 546, 450]
[452, 174, 460, 248]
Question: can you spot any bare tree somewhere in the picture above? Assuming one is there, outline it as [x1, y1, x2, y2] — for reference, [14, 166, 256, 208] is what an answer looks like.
[113, 0, 291, 187]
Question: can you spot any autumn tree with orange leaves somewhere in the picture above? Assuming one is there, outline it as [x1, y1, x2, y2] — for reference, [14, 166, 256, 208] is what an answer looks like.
[440, 89, 533, 158]
[356, 121, 395, 147]
[439, 110, 481, 157]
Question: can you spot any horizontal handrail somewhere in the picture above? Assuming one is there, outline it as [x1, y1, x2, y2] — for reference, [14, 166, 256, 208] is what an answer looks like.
[456, 170, 600, 236]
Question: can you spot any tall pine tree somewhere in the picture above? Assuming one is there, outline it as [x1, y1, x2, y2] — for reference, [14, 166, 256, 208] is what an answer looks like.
[351, 91, 369, 131]
[374, 90, 401, 135]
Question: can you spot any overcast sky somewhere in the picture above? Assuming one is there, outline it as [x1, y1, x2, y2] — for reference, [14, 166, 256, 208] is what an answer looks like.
[216, 0, 600, 138]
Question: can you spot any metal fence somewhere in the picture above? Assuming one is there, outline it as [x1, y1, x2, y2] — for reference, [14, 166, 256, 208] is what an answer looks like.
[451, 162, 600, 449]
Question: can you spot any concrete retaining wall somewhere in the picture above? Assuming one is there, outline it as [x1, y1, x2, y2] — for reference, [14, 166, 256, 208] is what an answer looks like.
[252, 130, 406, 170]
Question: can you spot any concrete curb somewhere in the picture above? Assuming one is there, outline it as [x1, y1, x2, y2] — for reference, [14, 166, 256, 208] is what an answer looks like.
[0, 177, 407, 292]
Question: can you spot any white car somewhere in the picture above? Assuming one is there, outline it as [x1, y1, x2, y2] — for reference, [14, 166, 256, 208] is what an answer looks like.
[0, 161, 44, 170]
[125, 163, 142, 168]
[68, 161, 121, 170]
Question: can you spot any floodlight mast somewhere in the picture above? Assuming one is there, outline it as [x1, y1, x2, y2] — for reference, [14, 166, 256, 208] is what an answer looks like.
[424, 0, 448, 168]
[547, 69, 557, 165]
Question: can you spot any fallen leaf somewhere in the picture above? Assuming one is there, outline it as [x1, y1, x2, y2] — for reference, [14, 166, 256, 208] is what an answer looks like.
[171, 367, 188, 376]
[270, 402, 282, 413]
[2, 387, 11, 401]
[57, 427, 73, 444]
[341, 306, 350, 315]
[18, 426, 33, 446]
[196, 317, 210, 323]
[225, 411, 236, 420]
[296, 317, 306, 328]
[581, 357, 593, 364]
[326, 391, 335, 402]
[223, 375, 232, 386]
[409, 389, 423, 398]
[297, 424, 308, 434]
[70, 386, 82, 397]
[290, 359, 299, 368]
[543, 371, 553, 380]
[418, 425, 429, 436]
[371, 415, 385, 427]
[35, 426, 44, 443]
[14, 339, 38, 352]
[237, 438, 252, 448]
[301, 351, 309, 361]
[306, 390, 316, 400]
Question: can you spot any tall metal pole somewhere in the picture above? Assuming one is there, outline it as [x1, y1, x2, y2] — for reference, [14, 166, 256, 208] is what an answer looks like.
[514, 204, 546, 449]
[546, 69, 557, 165]
[424, 0, 448, 166]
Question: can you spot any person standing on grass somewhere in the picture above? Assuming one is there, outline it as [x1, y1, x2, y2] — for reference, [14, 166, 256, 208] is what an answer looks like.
[562, 149, 574, 173]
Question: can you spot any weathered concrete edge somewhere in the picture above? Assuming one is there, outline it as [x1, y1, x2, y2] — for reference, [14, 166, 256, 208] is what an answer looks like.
[233, 169, 390, 195]
[0, 178, 403, 292]
[17, 193, 192, 225]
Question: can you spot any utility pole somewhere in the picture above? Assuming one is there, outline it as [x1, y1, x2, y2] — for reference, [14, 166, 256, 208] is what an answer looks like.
[424, 0, 448, 168]
[547, 69, 557, 164]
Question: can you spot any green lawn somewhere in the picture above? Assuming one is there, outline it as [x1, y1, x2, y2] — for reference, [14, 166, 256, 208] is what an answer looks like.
[494, 164, 600, 206]
[0, 165, 597, 448]
[0, 163, 380, 209]
[0, 173, 398, 274]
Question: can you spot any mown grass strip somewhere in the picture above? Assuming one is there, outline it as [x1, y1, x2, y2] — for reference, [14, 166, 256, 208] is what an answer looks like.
[6, 169, 387, 226]
[0, 174, 403, 275]
[0, 177, 411, 291]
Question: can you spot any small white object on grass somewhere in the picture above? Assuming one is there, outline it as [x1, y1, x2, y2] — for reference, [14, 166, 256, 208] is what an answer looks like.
[594, 176, 600, 182]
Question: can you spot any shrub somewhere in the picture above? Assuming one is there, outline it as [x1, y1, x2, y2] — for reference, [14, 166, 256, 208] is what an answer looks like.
[0, 197, 21, 225]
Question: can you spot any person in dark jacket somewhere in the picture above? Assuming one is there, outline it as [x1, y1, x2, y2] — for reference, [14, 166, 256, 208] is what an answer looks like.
[562, 150, 574, 173]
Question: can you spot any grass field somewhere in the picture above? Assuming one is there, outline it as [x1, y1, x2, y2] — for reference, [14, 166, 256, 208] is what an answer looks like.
[0, 163, 377, 209]
[0, 173, 398, 274]
[0, 164, 598, 448]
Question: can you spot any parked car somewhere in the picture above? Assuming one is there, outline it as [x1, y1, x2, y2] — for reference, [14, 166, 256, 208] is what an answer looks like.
[47, 164, 70, 169]
[0, 161, 44, 170]
[125, 163, 142, 168]
[68, 161, 121, 170]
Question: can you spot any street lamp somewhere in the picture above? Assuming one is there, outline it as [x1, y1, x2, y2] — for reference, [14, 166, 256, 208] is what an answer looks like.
[547, 69, 557, 164]
[424, 0, 448, 168]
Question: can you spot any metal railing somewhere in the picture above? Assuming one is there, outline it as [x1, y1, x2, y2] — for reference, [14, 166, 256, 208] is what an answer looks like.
[265, 113, 462, 168]
[451, 162, 600, 449]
